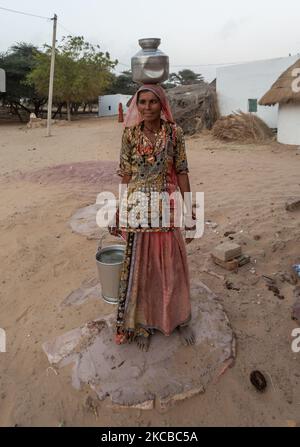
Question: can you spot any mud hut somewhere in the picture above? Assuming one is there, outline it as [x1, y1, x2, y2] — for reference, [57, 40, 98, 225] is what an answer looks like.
[259, 58, 300, 145]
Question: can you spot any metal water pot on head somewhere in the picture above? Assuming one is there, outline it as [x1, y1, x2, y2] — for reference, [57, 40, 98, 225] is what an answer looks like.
[131, 38, 169, 84]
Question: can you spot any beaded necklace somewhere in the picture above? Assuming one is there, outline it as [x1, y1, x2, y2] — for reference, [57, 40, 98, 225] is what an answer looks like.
[138, 121, 167, 165]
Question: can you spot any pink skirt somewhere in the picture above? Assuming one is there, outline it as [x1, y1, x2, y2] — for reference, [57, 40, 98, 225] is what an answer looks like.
[115, 228, 192, 344]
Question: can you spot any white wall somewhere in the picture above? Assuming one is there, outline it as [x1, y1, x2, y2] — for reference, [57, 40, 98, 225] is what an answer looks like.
[277, 103, 300, 145]
[216, 55, 299, 128]
[98, 94, 131, 117]
[0, 68, 6, 92]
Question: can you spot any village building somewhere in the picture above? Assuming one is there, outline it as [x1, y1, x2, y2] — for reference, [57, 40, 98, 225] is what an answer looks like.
[259, 58, 300, 145]
[98, 93, 131, 117]
[216, 55, 299, 129]
[0, 68, 6, 93]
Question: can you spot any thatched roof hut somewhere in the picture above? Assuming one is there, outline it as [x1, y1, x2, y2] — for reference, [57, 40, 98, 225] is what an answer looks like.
[259, 58, 300, 145]
[259, 58, 300, 106]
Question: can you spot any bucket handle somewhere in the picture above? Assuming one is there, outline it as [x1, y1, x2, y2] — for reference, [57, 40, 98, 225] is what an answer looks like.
[97, 234, 105, 252]
[97, 233, 125, 252]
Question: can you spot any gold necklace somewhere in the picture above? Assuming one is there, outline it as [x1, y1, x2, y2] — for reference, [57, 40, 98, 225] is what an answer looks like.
[144, 125, 160, 134]
[143, 120, 162, 135]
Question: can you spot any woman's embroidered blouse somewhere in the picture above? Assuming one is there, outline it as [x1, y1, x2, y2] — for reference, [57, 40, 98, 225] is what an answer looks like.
[117, 120, 189, 232]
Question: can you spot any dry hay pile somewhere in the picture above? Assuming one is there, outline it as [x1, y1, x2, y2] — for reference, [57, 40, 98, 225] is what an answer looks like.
[167, 82, 219, 135]
[212, 111, 274, 143]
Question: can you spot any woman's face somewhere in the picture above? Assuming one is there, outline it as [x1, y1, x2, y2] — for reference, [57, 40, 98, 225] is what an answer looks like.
[137, 90, 162, 122]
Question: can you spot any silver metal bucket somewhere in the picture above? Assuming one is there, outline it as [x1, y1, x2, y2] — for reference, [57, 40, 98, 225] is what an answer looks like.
[96, 239, 125, 304]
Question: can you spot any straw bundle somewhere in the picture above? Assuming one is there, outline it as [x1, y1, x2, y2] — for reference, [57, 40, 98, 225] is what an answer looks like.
[167, 82, 219, 135]
[212, 111, 274, 142]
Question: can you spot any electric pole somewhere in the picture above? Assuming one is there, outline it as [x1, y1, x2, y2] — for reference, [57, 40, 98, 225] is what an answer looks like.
[46, 13, 57, 137]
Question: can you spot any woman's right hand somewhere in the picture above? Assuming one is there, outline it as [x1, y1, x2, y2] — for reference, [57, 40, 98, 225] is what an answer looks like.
[108, 224, 120, 237]
[108, 207, 121, 237]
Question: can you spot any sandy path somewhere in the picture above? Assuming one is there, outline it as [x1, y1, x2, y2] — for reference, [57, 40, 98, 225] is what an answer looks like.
[0, 117, 299, 426]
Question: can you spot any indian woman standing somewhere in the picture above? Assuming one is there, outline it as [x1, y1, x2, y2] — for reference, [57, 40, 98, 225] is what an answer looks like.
[109, 84, 196, 351]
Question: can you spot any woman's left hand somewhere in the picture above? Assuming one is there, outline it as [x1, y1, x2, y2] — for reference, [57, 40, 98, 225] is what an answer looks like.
[184, 210, 196, 244]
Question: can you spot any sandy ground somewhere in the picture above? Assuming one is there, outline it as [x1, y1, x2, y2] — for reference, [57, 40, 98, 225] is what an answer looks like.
[0, 116, 300, 427]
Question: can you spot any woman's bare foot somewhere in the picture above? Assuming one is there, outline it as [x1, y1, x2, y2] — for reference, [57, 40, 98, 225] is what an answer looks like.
[135, 334, 151, 352]
[177, 325, 195, 346]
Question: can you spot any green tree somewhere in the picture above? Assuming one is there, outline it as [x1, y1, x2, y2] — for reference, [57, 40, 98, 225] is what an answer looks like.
[0, 42, 47, 121]
[106, 70, 137, 95]
[27, 35, 117, 121]
[169, 69, 204, 85]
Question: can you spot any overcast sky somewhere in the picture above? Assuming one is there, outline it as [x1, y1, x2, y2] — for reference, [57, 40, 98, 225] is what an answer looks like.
[1, 0, 300, 81]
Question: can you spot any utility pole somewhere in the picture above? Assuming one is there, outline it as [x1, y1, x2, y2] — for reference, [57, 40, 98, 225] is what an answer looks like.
[46, 13, 57, 137]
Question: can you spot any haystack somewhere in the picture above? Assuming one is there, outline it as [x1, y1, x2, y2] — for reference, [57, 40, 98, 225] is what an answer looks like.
[212, 111, 274, 143]
[166, 82, 219, 135]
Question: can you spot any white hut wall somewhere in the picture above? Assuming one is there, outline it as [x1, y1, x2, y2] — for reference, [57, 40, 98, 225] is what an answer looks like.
[98, 94, 131, 117]
[216, 56, 299, 128]
[277, 103, 300, 145]
[0, 68, 6, 93]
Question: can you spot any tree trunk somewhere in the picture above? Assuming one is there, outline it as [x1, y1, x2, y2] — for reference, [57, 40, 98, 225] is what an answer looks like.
[11, 103, 24, 122]
[52, 103, 63, 119]
[11, 101, 30, 121]
[34, 103, 40, 117]
[73, 103, 80, 114]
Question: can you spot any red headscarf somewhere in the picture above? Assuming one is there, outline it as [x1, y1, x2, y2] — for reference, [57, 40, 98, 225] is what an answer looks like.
[124, 84, 174, 128]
